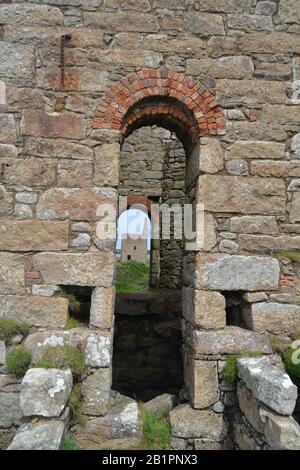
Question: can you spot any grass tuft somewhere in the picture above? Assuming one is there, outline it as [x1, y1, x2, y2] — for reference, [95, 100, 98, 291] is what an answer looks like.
[6, 346, 32, 378]
[116, 261, 149, 293]
[221, 355, 238, 384]
[61, 436, 80, 450]
[68, 384, 87, 427]
[275, 251, 300, 262]
[0, 318, 29, 343]
[221, 352, 264, 384]
[142, 410, 171, 450]
[64, 316, 80, 330]
[35, 345, 85, 378]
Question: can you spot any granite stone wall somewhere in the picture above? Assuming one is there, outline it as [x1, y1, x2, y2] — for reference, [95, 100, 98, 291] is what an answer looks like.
[0, 0, 300, 450]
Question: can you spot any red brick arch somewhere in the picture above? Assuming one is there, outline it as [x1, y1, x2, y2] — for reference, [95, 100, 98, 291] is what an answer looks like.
[93, 69, 225, 144]
[119, 196, 153, 216]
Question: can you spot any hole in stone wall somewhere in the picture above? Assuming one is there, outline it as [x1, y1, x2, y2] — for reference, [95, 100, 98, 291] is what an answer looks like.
[224, 291, 248, 328]
[112, 290, 183, 402]
[61, 286, 92, 326]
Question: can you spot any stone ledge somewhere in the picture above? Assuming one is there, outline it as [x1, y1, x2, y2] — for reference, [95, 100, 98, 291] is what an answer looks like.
[237, 357, 297, 416]
[194, 254, 280, 291]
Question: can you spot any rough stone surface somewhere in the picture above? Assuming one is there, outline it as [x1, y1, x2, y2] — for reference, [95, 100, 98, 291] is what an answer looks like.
[182, 288, 226, 329]
[0, 4, 64, 26]
[263, 411, 300, 450]
[225, 141, 285, 160]
[199, 137, 224, 174]
[94, 143, 120, 187]
[0, 254, 25, 294]
[33, 252, 115, 287]
[24, 328, 112, 365]
[0, 296, 68, 329]
[85, 333, 111, 368]
[0, 375, 22, 429]
[237, 382, 266, 433]
[144, 393, 177, 419]
[37, 187, 116, 221]
[21, 111, 86, 140]
[170, 404, 226, 441]
[245, 302, 300, 335]
[187, 56, 254, 79]
[0, 220, 69, 251]
[0, 42, 35, 83]
[90, 287, 115, 329]
[183, 13, 225, 37]
[191, 327, 272, 356]
[194, 254, 280, 291]
[237, 357, 297, 416]
[189, 360, 219, 409]
[20, 368, 73, 418]
[230, 216, 278, 235]
[8, 421, 65, 451]
[0, 185, 13, 216]
[82, 369, 111, 417]
[197, 176, 286, 214]
[73, 393, 142, 450]
[3, 157, 55, 188]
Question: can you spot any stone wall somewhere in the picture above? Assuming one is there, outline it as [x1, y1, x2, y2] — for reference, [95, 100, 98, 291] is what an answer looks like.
[232, 357, 300, 450]
[0, 0, 300, 450]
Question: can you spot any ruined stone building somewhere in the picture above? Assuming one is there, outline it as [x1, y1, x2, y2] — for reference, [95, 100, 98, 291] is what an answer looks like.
[120, 215, 148, 263]
[0, 0, 300, 450]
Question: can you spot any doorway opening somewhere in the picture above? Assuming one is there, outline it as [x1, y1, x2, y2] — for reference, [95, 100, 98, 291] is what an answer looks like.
[112, 125, 189, 401]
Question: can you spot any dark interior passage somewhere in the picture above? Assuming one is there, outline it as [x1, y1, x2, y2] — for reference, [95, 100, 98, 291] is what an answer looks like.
[112, 290, 183, 401]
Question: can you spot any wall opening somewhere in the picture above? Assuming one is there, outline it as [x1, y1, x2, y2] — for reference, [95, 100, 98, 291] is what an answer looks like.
[61, 286, 92, 326]
[224, 291, 249, 328]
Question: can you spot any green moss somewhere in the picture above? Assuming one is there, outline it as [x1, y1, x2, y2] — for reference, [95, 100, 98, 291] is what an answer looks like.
[35, 345, 85, 378]
[116, 261, 149, 293]
[0, 318, 29, 343]
[6, 346, 32, 378]
[221, 355, 238, 384]
[142, 410, 171, 450]
[275, 251, 300, 262]
[61, 436, 80, 450]
[53, 106, 64, 113]
[270, 335, 292, 355]
[284, 347, 300, 387]
[68, 384, 86, 427]
[64, 316, 80, 330]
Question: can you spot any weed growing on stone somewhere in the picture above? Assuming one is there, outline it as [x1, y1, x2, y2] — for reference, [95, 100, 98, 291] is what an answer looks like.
[0, 318, 29, 343]
[64, 316, 80, 329]
[61, 436, 80, 450]
[221, 355, 238, 384]
[68, 384, 87, 427]
[143, 410, 171, 450]
[35, 345, 85, 378]
[6, 346, 32, 378]
[222, 352, 265, 384]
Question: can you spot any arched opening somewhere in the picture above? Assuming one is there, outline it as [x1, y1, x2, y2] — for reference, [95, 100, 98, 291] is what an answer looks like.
[92, 68, 226, 405]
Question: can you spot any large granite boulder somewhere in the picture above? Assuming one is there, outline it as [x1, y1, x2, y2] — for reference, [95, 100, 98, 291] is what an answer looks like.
[237, 357, 297, 415]
[8, 420, 65, 450]
[73, 392, 142, 450]
[20, 368, 73, 418]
